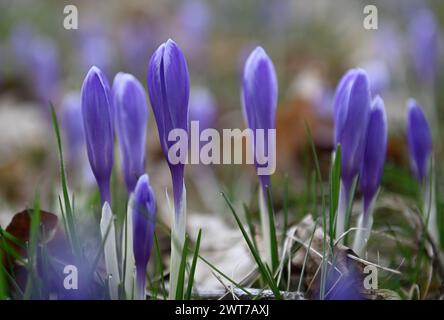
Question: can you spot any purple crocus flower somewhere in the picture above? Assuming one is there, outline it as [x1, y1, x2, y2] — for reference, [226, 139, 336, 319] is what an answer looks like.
[407, 99, 432, 183]
[242, 46, 278, 189]
[147, 39, 190, 299]
[360, 96, 387, 214]
[132, 174, 156, 300]
[147, 39, 190, 212]
[333, 69, 371, 194]
[408, 8, 439, 84]
[81, 66, 114, 204]
[113, 73, 148, 193]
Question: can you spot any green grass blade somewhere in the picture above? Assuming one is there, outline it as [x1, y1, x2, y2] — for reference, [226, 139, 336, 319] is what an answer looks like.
[243, 204, 258, 252]
[198, 255, 253, 298]
[329, 144, 341, 246]
[175, 236, 189, 300]
[221, 192, 281, 299]
[50, 105, 80, 259]
[282, 174, 289, 246]
[185, 229, 202, 300]
[153, 232, 167, 300]
[265, 186, 279, 274]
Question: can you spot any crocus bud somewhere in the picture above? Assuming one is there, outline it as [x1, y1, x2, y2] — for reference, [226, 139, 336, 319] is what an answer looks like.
[360, 96, 387, 214]
[242, 46, 278, 188]
[147, 39, 190, 299]
[81, 66, 114, 204]
[408, 8, 438, 83]
[147, 39, 190, 210]
[132, 174, 156, 300]
[113, 73, 148, 193]
[407, 99, 432, 183]
[333, 69, 371, 193]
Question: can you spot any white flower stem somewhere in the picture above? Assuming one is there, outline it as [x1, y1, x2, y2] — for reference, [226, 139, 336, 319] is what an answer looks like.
[424, 162, 439, 244]
[169, 184, 187, 300]
[352, 197, 375, 256]
[259, 187, 272, 269]
[124, 194, 135, 299]
[100, 202, 120, 300]
[335, 181, 348, 243]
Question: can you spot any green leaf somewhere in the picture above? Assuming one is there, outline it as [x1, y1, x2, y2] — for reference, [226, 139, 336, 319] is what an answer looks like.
[185, 229, 202, 300]
[153, 232, 167, 300]
[329, 144, 341, 246]
[222, 192, 281, 299]
[50, 105, 80, 259]
[265, 186, 279, 274]
[175, 236, 189, 300]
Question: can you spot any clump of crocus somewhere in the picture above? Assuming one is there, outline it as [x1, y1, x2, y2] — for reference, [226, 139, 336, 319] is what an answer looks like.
[113, 72, 148, 193]
[406, 99, 438, 242]
[81, 66, 114, 204]
[131, 174, 156, 300]
[333, 69, 371, 239]
[242, 46, 278, 268]
[147, 39, 190, 299]
[353, 96, 387, 255]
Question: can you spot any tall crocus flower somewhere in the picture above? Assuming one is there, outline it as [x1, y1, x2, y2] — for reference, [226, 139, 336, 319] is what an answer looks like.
[131, 174, 156, 300]
[147, 39, 190, 299]
[353, 96, 387, 255]
[113, 73, 148, 193]
[407, 99, 437, 242]
[242, 46, 278, 269]
[333, 69, 371, 239]
[81, 66, 114, 204]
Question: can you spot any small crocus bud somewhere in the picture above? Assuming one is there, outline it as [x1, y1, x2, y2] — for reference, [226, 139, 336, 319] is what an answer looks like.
[407, 99, 432, 183]
[333, 68, 371, 193]
[408, 8, 438, 83]
[132, 174, 156, 300]
[113, 73, 148, 193]
[81, 66, 114, 204]
[147, 39, 190, 210]
[360, 96, 387, 214]
[242, 46, 278, 188]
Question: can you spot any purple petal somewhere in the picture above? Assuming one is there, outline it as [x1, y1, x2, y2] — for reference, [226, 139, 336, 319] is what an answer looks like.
[132, 174, 156, 291]
[334, 69, 371, 191]
[241, 46, 278, 184]
[113, 73, 148, 193]
[147, 39, 190, 211]
[81, 66, 114, 204]
[407, 99, 432, 182]
[360, 96, 387, 213]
